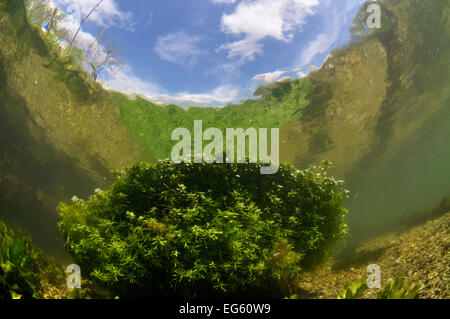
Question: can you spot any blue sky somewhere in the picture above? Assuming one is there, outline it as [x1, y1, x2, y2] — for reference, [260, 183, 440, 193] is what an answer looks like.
[49, 0, 367, 106]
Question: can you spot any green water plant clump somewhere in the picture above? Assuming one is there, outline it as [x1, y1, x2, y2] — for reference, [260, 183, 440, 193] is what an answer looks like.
[58, 160, 348, 298]
[0, 221, 63, 299]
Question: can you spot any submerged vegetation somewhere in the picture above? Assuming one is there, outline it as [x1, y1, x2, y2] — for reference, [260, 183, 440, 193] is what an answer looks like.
[336, 277, 419, 299]
[336, 278, 368, 299]
[0, 221, 63, 299]
[0, 0, 448, 300]
[378, 277, 419, 299]
[113, 75, 311, 162]
[58, 160, 348, 298]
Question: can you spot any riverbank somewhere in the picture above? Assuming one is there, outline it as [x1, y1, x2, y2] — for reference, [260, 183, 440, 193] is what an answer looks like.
[295, 211, 449, 299]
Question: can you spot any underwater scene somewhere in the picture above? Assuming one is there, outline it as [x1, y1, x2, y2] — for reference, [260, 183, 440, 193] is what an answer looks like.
[0, 0, 449, 304]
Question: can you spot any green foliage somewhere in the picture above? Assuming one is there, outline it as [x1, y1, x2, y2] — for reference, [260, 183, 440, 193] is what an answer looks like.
[337, 278, 368, 299]
[65, 288, 90, 300]
[0, 221, 63, 299]
[113, 78, 310, 162]
[58, 160, 348, 298]
[377, 277, 419, 299]
[335, 277, 419, 300]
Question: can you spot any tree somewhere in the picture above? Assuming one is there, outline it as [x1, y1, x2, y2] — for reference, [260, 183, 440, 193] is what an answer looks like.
[83, 27, 123, 81]
[28, 0, 122, 81]
[69, 0, 104, 49]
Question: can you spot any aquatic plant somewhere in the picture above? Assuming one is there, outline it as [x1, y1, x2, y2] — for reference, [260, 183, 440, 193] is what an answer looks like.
[377, 277, 419, 299]
[336, 278, 368, 299]
[334, 277, 419, 300]
[0, 221, 63, 299]
[58, 160, 348, 298]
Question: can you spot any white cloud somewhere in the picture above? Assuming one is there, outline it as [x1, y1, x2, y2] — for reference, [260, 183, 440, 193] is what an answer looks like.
[52, 0, 133, 29]
[218, 0, 320, 63]
[100, 66, 162, 98]
[297, 32, 337, 67]
[295, 1, 364, 68]
[218, 37, 263, 63]
[46, 0, 240, 106]
[101, 67, 241, 106]
[154, 32, 205, 66]
[252, 70, 286, 82]
[151, 85, 241, 105]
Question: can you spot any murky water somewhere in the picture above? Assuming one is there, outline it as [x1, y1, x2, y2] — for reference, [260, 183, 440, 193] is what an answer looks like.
[345, 100, 450, 240]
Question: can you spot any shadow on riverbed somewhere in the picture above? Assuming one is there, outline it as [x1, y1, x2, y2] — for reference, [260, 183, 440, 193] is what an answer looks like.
[332, 244, 395, 272]
[333, 197, 449, 271]
[360, 197, 449, 242]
